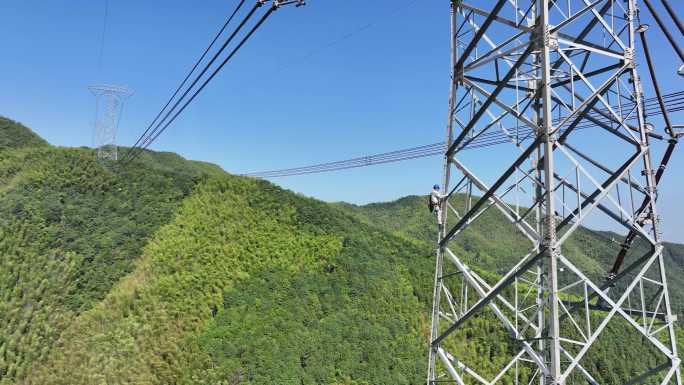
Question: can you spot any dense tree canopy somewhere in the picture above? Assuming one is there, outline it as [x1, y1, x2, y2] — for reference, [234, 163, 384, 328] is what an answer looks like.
[1, 120, 683, 384]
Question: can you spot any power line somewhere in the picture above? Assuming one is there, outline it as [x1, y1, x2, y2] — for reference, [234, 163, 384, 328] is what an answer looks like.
[659, 0, 684, 37]
[124, 4, 278, 166]
[97, 0, 109, 78]
[120, 0, 684, 176]
[244, 92, 684, 178]
[136, 6, 276, 154]
[122, 1, 262, 164]
[275, 0, 420, 73]
[125, 0, 422, 165]
[123, 1, 304, 165]
[127, 0, 248, 153]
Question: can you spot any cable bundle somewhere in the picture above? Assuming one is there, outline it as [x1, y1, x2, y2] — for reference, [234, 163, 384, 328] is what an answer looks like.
[121, 0, 301, 165]
[244, 92, 684, 178]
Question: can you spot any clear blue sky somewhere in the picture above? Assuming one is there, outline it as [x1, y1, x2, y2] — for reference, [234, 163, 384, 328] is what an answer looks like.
[1, 0, 683, 242]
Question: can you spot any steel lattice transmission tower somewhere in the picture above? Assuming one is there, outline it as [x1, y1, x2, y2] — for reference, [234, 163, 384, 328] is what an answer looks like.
[89, 84, 133, 161]
[428, 1, 682, 384]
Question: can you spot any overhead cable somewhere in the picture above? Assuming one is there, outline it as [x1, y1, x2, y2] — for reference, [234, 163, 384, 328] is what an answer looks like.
[123, 1, 285, 165]
[244, 92, 684, 178]
[122, 1, 262, 164]
[127, 0, 248, 154]
[126, 5, 277, 165]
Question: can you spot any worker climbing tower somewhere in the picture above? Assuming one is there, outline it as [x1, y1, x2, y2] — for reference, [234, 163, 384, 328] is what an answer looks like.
[428, 0, 683, 384]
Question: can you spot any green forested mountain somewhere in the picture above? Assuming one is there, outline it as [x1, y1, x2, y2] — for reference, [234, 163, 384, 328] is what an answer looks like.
[0, 122, 433, 384]
[0, 124, 222, 382]
[0, 118, 47, 150]
[337, 196, 684, 317]
[1, 119, 683, 384]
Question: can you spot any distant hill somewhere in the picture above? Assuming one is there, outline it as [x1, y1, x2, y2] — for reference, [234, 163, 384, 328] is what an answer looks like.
[0, 117, 48, 149]
[1, 118, 682, 384]
[337, 195, 684, 318]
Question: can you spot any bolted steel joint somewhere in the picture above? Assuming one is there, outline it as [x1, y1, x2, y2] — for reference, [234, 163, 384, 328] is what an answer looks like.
[624, 47, 635, 68]
[544, 26, 559, 50]
[534, 25, 558, 50]
[627, 6, 637, 23]
[454, 66, 465, 85]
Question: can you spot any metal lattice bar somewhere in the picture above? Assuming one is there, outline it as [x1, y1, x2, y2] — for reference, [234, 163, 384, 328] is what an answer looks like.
[427, 1, 683, 384]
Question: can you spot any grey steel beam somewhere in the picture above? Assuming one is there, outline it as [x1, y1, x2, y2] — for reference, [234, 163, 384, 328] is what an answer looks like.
[432, 249, 544, 346]
[441, 137, 541, 247]
[427, 1, 681, 383]
[446, 44, 536, 157]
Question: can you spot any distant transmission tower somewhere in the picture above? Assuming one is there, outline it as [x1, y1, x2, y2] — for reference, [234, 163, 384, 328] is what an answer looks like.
[428, 1, 682, 384]
[89, 85, 133, 161]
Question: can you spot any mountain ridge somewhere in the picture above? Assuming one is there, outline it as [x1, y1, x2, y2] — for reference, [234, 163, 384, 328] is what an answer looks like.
[2, 118, 683, 384]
